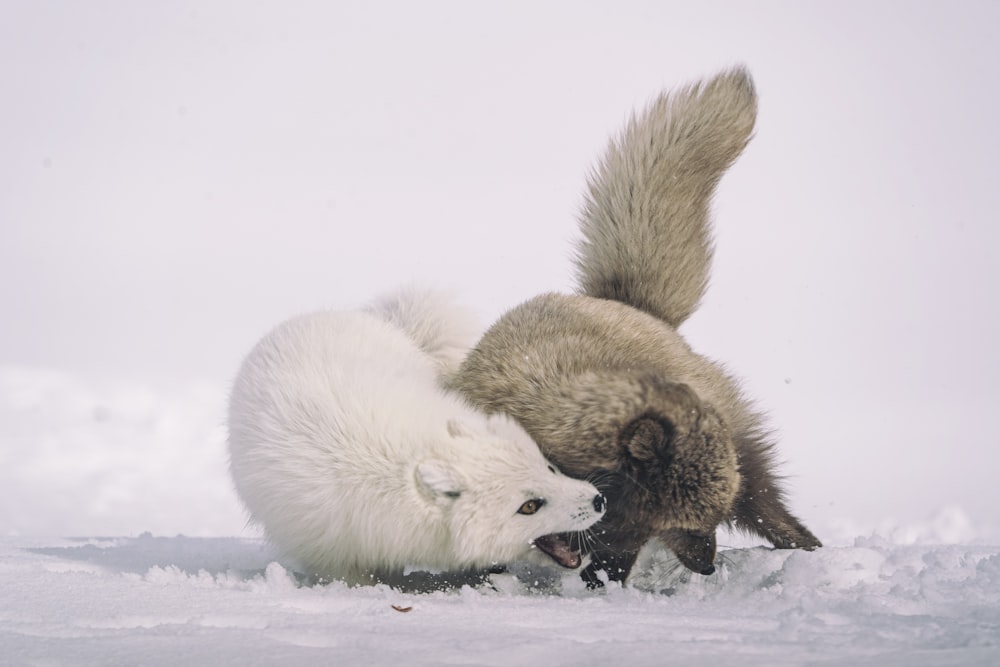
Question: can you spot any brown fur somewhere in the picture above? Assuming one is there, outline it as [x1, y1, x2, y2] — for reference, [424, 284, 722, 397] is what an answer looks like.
[446, 67, 820, 586]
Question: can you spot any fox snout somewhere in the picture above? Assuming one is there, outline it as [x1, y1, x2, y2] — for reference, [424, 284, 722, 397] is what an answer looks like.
[593, 494, 607, 513]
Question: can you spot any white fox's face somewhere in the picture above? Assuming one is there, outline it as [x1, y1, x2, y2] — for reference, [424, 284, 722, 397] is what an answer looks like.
[416, 416, 606, 570]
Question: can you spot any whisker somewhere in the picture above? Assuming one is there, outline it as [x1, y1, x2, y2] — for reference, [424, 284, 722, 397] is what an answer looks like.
[647, 555, 689, 591]
[578, 525, 614, 554]
[715, 550, 736, 572]
[585, 470, 618, 498]
[618, 468, 652, 496]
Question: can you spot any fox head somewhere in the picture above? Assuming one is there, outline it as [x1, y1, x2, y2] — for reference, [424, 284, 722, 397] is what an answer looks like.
[413, 415, 607, 571]
[601, 381, 740, 575]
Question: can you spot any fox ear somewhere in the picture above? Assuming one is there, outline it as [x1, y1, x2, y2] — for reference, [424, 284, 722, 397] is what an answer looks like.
[621, 416, 673, 464]
[416, 460, 465, 502]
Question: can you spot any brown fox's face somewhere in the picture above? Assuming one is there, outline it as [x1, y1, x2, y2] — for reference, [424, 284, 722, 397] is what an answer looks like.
[608, 385, 740, 574]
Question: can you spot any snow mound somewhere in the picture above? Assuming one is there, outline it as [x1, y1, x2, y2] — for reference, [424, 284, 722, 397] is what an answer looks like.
[0, 368, 246, 538]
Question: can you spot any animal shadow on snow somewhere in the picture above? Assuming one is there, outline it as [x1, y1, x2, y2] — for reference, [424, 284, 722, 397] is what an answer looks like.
[24, 535, 572, 593]
[26, 536, 772, 595]
[26, 535, 278, 580]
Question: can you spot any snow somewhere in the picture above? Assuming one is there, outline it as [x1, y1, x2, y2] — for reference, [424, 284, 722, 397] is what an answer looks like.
[3, 535, 998, 665]
[1, 369, 999, 665]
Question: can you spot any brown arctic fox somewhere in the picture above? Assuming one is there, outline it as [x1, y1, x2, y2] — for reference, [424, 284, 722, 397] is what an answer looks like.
[446, 67, 821, 587]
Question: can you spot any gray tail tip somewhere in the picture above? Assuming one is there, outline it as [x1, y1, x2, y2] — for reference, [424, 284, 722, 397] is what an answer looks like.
[718, 63, 756, 95]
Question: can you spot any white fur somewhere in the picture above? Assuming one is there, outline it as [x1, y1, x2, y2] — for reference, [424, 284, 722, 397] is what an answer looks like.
[227, 289, 604, 585]
[364, 286, 483, 377]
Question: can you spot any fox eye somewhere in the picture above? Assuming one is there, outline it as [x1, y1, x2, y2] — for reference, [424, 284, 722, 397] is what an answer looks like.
[517, 499, 546, 515]
[547, 465, 556, 474]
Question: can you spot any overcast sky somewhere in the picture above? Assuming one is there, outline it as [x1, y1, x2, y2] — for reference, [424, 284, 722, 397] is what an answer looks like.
[2, 1, 999, 538]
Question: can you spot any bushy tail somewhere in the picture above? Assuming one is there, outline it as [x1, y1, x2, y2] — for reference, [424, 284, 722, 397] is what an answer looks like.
[365, 286, 483, 376]
[574, 66, 757, 327]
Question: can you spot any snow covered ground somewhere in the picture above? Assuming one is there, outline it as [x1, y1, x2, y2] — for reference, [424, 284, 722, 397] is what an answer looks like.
[1, 368, 999, 665]
[3, 535, 998, 665]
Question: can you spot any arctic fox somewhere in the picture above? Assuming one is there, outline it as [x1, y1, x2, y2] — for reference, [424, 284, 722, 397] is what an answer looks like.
[227, 288, 606, 586]
[447, 67, 820, 587]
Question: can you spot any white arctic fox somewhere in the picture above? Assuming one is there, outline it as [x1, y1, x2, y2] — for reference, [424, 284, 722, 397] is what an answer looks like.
[227, 288, 606, 586]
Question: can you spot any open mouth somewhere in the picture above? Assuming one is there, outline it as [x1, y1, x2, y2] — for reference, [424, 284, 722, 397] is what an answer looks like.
[531, 534, 582, 569]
